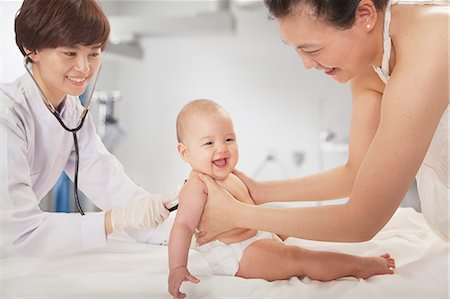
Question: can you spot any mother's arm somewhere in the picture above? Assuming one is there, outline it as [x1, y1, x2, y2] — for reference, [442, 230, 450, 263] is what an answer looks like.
[199, 30, 448, 242]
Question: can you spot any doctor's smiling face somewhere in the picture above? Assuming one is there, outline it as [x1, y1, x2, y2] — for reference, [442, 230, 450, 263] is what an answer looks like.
[15, 0, 110, 107]
[27, 45, 102, 105]
[177, 100, 239, 181]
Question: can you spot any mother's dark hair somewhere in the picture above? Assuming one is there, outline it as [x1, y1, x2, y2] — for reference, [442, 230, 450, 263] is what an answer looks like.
[264, 0, 388, 29]
[15, 0, 110, 57]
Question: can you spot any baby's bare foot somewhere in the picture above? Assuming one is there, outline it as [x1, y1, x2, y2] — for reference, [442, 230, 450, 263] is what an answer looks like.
[356, 253, 396, 279]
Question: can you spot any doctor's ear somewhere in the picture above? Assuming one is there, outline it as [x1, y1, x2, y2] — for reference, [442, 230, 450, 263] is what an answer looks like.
[24, 48, 38, 62]
[177, 143, 190, 162]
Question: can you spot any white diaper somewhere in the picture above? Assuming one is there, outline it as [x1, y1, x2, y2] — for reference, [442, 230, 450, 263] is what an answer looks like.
[196, 231, 275, 276]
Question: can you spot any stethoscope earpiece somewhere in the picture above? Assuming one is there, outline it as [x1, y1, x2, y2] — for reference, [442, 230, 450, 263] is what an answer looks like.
[24, 50, 36, 63]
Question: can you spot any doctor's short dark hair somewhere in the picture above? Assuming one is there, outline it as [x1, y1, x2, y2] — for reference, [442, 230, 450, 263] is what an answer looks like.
[15, 0, 110, 57]
[264, 0, 388, 29]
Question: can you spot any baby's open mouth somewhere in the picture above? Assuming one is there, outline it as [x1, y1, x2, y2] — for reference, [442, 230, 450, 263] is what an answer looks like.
[213, 158, 227, 168]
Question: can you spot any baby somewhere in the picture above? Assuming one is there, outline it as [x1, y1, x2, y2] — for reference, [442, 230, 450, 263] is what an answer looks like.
[168, 99, 395, 299]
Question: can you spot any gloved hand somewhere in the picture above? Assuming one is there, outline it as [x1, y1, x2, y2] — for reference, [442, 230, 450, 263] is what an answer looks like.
[163, 190, 179, 212]
[110, 194, 171, 233]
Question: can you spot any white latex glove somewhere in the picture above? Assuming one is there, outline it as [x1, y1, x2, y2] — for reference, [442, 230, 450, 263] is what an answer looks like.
[163, 190, 179, 211]
[122, 186, 181, 244]
[111, 194, 170, 232]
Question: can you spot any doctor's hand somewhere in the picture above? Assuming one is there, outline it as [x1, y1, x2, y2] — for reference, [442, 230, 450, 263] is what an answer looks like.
[108, 194, 170, 233]
[196, 174, 241, 244]
[168, 266, 200, 299]
[163, 190, 180, 211]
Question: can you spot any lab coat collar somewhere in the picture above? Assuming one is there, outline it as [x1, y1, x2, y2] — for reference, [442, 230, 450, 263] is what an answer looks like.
[20, 72, 49, 117]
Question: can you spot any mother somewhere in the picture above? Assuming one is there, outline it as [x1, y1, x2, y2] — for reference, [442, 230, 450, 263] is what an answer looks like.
[198, 0, 449, 243]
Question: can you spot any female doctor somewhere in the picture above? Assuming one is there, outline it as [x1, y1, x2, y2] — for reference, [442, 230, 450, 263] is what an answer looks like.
[197, 0, 449, 243]
[0, 0, 176, 257]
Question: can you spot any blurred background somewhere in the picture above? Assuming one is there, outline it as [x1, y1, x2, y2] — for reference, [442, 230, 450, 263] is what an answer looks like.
[1, 0, 419, 212]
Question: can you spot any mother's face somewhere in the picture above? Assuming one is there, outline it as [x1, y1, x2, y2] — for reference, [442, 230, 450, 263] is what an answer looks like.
[277, 6, 375, 83]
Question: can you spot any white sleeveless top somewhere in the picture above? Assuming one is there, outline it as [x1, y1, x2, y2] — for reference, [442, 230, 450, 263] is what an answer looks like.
[373, 0, 449, 241]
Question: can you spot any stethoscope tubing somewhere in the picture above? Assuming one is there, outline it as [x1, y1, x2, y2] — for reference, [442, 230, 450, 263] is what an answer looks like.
[23, 55, 102, 215]
[22, 57, 179, 217]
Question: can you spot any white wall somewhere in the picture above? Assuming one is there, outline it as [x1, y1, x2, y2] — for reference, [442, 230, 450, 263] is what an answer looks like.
[0, 0, 352, 196]
[1, 1, 24, 83]
[103, 2, 352, 194]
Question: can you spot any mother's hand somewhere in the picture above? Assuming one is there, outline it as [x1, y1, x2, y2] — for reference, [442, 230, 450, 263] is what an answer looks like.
[232, 169, 263, 204]
[196, 174, 241, 244]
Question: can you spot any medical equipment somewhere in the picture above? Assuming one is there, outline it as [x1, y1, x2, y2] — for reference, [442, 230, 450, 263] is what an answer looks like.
[23, 56, 101, 215]
[167, 180, 187, 212]
[168, 204, 178, 212]
[95, 90, 125, 151]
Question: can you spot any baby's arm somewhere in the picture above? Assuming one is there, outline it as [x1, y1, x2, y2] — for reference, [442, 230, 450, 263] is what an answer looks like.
[168, 174, 206, 298]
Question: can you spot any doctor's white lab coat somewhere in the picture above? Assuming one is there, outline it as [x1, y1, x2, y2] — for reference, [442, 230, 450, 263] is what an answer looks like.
[0, 74, 164, 257]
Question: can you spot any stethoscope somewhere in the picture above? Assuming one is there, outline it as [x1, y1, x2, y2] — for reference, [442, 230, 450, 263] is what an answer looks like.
[23, 55, 100, 215]
[23, 55, 179, 215]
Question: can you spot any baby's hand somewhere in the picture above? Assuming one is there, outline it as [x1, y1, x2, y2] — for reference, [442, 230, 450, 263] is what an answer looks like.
[168, 266, 200, 299]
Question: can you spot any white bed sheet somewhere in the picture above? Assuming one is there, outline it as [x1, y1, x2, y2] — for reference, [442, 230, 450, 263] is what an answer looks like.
[1, 208, 448, 299]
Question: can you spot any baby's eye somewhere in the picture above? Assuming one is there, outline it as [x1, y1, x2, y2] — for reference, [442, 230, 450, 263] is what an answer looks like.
[225, 138, 235, 143]
[203, 141, 213, 146]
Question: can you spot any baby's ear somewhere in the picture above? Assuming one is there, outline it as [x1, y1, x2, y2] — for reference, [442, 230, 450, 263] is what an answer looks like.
[177, 143, 189, 162]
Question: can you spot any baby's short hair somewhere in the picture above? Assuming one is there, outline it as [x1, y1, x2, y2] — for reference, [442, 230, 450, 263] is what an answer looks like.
[176, 99, 225, 143]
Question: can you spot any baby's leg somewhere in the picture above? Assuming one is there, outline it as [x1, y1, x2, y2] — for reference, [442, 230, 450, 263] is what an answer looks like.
[236, 239, 396, 281]
[236, 239, 306, 281]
